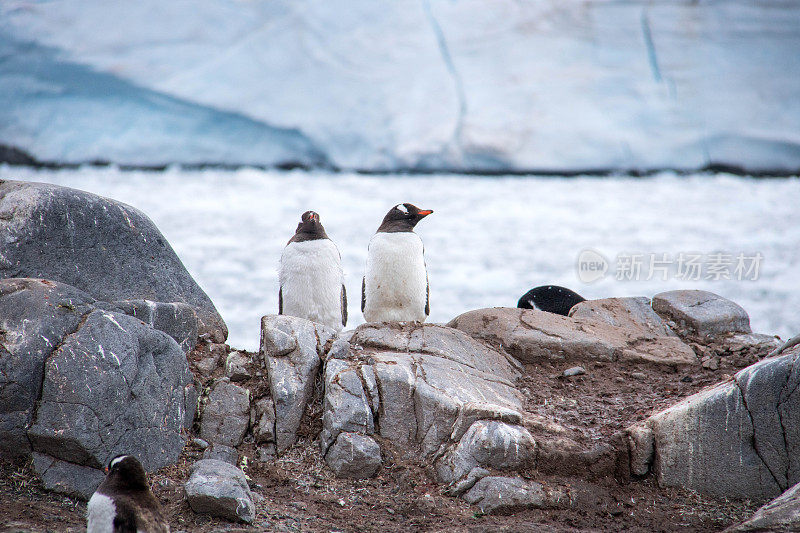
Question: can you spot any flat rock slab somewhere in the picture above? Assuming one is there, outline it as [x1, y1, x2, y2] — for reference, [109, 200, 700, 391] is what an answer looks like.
[646, 345, 800, 499]
[350, 323, 524, 458]
[185, 459, 255, 523]
[728, 480, 800, 532]
[448, 301, 697, 366]
[0, 179, 226, 341]
[652, 290, 751, 338]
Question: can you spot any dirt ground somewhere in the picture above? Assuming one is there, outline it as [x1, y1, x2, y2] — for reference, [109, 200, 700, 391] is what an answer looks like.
[1, 346, 766, 532]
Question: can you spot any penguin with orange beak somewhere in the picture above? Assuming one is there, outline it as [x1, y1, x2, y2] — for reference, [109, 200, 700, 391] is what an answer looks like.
[362, 203, 433, 323]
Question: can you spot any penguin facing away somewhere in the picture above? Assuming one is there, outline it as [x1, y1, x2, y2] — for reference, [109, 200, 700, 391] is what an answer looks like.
[517, 285, 586, 316]
[87, 455, 169, 533]
[279, 211, 347, 330]
[362, 203, 433, 323]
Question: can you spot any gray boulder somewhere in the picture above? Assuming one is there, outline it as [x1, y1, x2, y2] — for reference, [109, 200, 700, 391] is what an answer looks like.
[646, 345, 800, 499]
[225, 351, 252, 382]
[324, 432, 382, 479]
[202, 444, 239, 465]
[0, 179, 226, 341]
[0, 278, 196, 498]
[320, 356, 374, 454]
[462, 476, 552, 515]
[200, 379, 250, 448]
[113, 299, 198, 353]
[0, 279, 99, 461]
[652, 290, 751, 338]
[32, 452, 106, 501]
[728, 481, 800, 532]
[448, 300, 697, 366]
[185, 459, 255, 523]
[251, 397, 276, 445]
[260, 315, 335, 452]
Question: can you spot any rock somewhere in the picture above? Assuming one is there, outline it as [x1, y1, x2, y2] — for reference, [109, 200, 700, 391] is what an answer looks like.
[462, 476, 548, 514]
[652, 290, 751, 338]
[0, 180, 227, 341]
[225, 351, 252, 382]
[185, 459, 255, 523]
[446, 467, 491, 497]
[448, 301, 697, 366]
[0, 279, 195, 497]
[191, 438, 210, 450]
[562, 366, 585, 378]
[626, 423, 654, 477]
[0, 279, 99, 461]
[32, 452, 106, 500]
[320, 357, 374, 453]
[202, 444, 239, 465]
[728, 480, 800, 532]
[324, 432, 382, 479]
[260, 315, 335, 452]
[251, 397, 276, 445]
[647, 345, 800, 499]
[113, 299, 198, 353]
[26, 306, 195, 472]
[200, 379, 250, 448]
[436, 420, 536, 484]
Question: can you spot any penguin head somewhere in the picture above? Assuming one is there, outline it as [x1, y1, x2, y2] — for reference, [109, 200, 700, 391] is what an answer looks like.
[104, 455, 149, 491]
[377, 203, 433, 233]
[289, 210, 329, 243]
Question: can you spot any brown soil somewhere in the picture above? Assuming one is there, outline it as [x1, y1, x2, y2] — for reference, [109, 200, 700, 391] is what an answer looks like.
[1, 346, 766, 532]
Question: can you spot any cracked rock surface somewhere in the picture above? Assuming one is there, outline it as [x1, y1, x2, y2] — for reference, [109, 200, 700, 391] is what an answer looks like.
[261, 315, 335, 453]
[448, 299, 697, 366]
[0, 179, 226, 342]
[645, 344, 800, 499]
[652, 289, 751, 338]
[0, 278, 195, 499]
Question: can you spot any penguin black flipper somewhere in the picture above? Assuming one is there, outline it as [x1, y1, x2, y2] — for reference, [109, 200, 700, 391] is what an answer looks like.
[361, 276, 366, 313]
[278, 287, 283, 315]
[341, 284, 348, 327]
[425, 275, 430, 317]
[112, 501, 138, 533]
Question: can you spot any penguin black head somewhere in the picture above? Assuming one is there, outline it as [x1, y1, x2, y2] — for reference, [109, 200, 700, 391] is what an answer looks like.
[289, 210, 329, 243]
[102, 455, 149, 492]
[517, 285, 586, 316]
[377, 203, 433, 233]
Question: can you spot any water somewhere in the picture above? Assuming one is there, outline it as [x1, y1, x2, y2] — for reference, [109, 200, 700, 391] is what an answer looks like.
[6, 165, 799, 350]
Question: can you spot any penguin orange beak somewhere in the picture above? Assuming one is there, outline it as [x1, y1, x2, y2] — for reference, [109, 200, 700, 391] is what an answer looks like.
[104, 466, 109, 474]
[417, 210, 433, 216]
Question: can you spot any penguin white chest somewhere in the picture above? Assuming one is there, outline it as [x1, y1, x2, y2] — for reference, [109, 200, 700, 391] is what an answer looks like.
[364, 232, 428, 322]
[279, 239, 344, 330]
[87, 492, 117, 533]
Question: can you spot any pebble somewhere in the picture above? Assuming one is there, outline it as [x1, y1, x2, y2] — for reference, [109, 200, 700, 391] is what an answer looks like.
[562, 366, 586, 378]
[192, 438, 210, 450]
[629, 372, 647, 380]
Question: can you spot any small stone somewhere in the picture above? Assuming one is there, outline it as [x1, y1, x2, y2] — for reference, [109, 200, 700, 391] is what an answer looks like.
[203, 444, 238, 465]
[195, 355, 220, 376]
[562, 366, 586, 378]
[680, 375, 693, 383]
[325, 433, 382, 479]
[185, 459, 255, 523]
[256, 445, 276, 462]
[192, 438, 210, 450]
[701, 356, 720, 370]
[225, 351, 252, 382]
[629, 372, 647, 380]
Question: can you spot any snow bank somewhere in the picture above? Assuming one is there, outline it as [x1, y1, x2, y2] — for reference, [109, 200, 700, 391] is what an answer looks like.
[1, 0, 799, 172]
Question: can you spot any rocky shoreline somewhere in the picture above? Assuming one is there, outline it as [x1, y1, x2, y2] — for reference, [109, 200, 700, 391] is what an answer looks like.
[1, 178, 798, 532]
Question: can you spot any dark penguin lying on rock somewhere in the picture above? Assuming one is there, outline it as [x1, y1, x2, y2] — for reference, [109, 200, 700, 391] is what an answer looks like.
[517, 285, 586, 316]
[87, 455, 169, 533]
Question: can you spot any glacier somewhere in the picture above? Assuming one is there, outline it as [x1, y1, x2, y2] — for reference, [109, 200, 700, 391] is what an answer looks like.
[1, 0, 800, 172]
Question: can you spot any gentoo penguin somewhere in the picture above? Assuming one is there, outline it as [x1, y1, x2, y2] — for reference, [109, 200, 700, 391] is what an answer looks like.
[87, 455, 169, 533]
[362, 203, 433, 322]
[517, 285, 586, 316]
[279, 210, 347, 330]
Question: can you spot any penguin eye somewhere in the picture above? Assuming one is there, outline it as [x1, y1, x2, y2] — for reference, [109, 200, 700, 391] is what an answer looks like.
[395, 204, 408, 215]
